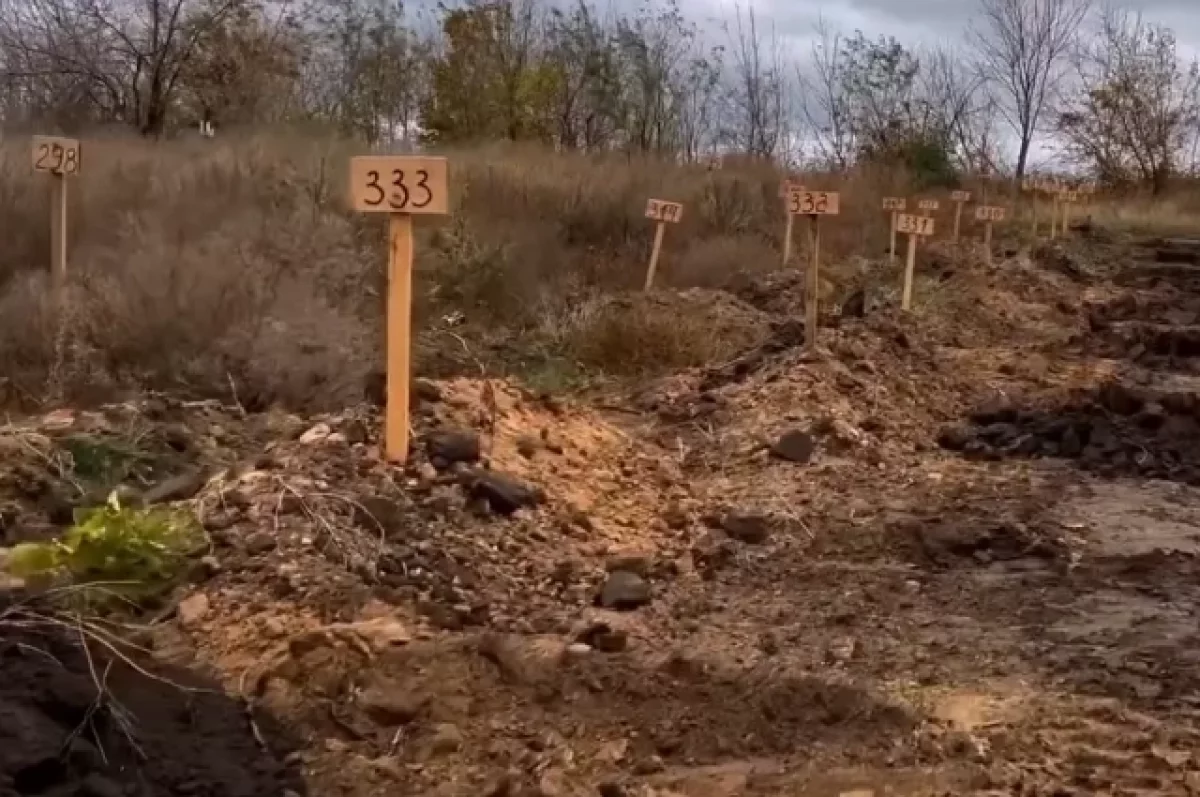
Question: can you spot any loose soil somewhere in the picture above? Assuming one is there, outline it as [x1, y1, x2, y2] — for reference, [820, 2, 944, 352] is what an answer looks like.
[6, 228, 1200, 796]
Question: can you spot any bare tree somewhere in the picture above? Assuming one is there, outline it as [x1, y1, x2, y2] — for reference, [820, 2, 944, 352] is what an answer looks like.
[798, 16, 853, 169]
[1058, 8, 1200, 192]
[0, 0, 246, 135]
[971, 0, 1089, 179]
[722, 2, 786, 159]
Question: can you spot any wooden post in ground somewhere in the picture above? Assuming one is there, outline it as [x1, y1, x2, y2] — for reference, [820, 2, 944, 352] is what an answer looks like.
[896, 212, 936, 311]
[1061, 190, 1078, 236]
[32, 135, 81, 300]
[1022, 178, 1038, 240]
[882, 197, 906, 265]
[950, 190, 970, 241]
[350, 155, 450, 464]
[781, 181, 801, 266]
[643, 198, 683, 290]
[786, 187, 840, 350]
[974, 205, 1007, 266]
[917, 198, 940, 237]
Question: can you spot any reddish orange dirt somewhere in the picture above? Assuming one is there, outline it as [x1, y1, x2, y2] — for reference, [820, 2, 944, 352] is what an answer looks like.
[6, 231, 1200, 796]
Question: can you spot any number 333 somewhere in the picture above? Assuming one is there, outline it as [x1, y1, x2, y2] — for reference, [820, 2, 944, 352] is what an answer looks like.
[364, 169, 432, 210]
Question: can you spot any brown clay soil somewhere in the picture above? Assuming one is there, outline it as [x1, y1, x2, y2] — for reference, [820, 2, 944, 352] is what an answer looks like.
[7, 227, 1200, 796]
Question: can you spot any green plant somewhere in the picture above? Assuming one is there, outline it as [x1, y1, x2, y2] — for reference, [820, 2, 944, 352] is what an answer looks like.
[5, 494, 205, 597]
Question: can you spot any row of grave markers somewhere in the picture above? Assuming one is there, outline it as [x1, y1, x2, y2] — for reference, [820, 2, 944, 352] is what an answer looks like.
[28, 134, 1097, 466]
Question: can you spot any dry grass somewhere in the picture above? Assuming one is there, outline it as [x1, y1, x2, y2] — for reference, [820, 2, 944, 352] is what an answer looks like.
[3, 131, 1199, 411]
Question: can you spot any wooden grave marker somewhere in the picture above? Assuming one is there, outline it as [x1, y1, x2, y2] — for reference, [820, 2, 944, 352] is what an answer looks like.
[788, 188, 840, 350]
[882, 197, 906, 264]
[32, 135, 81, 295]
[349, 155, 450, 464]
[950, 190, 971, 241]
[780, 181, 803, 266]
[643, 198, 683, 291]
[974, 205, 1007, 264]
[896, 212, 935, 311]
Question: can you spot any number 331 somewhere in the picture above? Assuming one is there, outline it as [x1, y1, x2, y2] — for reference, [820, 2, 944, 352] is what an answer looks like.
[364, 169, 432, 210]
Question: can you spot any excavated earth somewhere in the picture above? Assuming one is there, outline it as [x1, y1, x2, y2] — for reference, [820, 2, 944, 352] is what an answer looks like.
[6, 229, 1200, 796]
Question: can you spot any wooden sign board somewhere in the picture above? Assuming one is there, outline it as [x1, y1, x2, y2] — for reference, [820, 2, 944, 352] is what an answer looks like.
[882, 197, 906, 211]
[897, 213, 935, 236]
[645, 199, 684, 223]
[788, 188, 840, 215]
[32, 136, 81, 176]
[975, 206, 1006, 222]
[950, 190, 971, 202]
[917, 199, 940, 212]
[1063, 190, 1079, 202]
[349, 156, 449, 214]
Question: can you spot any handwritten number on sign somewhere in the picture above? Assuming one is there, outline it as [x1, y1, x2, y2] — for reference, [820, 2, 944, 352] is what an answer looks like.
[364, 168, 434, 210]
[389, 169, 410, 208]
[365, 170, 385, 205]
[790, 191, 829, 215]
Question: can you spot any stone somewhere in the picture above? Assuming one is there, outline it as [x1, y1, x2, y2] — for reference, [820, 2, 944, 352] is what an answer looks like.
[299, 423, 333, 444]
[141, 471, 205, 505]
[769, 430, 816, 463]
[597, 571, 651, 611]
[357, 680, 427, 725]
[429, 723, 464, 756]
[178, 592, 211, 629]
[719, 512, 771, 544]
[244, 531, 277, 555]
[426, 430, 482, 467]
[469, 471, 542, 515]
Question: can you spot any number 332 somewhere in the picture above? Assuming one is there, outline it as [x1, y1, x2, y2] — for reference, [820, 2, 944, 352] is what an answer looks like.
[364, 169, 432, 210]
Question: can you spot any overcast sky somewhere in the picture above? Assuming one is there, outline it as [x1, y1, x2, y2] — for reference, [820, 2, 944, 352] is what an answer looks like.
[689, 0, 1200, 60]
[675, 0, 1200, 166]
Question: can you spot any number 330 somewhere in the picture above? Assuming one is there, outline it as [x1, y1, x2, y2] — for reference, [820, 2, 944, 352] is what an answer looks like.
[364, 169, 432, 209]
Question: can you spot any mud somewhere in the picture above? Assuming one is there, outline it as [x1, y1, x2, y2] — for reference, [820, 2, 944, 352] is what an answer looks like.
[0, 607, 304, 797]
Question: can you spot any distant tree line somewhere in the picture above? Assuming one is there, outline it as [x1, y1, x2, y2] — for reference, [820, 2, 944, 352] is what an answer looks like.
[1, 0, 1197, 191]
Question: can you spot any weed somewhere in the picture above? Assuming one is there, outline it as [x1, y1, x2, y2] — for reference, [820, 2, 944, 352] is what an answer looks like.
[5, 493, 205, 600]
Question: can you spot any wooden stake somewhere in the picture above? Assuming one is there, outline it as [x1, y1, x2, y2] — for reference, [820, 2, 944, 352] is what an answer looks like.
[644, 220, 666, 291]
[984, 221, 993, 265]
[50, 173, 67, 297]
[1049, 196, 1059, 239]
[889, 211, 898, 264]
[952, 199, 964, 241]
[1030, 197, 1039, 239]
[782, 209, 794, 266]
[902, 232, 918, 312]
[386, 213, 414, 463]
[806, 216, 821, 349]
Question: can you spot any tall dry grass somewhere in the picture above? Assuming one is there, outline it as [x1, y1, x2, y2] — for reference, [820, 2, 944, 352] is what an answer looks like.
[1, 131, 1194, 411]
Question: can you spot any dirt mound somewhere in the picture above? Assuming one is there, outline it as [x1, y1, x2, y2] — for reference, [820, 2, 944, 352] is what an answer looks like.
[0, 603, 304, 797]
[937, 378, 1200, 483]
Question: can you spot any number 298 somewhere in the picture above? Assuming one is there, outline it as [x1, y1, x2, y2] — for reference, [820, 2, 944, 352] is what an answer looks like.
[362, 168, 433, 210]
